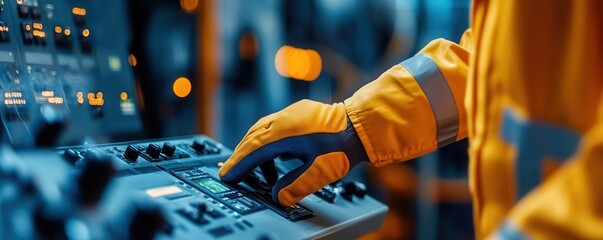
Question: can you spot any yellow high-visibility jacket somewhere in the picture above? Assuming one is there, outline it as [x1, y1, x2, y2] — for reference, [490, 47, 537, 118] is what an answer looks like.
[345, 0, 603, 238]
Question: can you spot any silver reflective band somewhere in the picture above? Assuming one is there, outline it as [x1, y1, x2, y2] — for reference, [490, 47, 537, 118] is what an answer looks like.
[400, 53, 458, 147]
[494, 221, 528, 240]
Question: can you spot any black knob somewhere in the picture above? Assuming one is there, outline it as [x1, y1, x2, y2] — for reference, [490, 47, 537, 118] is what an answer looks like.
[17, 5, 29, 18]
[350, 181, 367, 198]
[76, 153, 115, 206]
[146, 144, 161, 159]
[203, 140, 222, 154]
[161, 142, 176, 156]
[243, 174, 262, 189]
[63, 149, 80, 164]
[35, 105, 66, 147]
[124, 145, 140, 162]
[129, 202, 166, 240]
[342, 181, 367, 201]
[31, 7, 41, 20]
[259, 161, 278, 186]
[196, 202, 208, 218]
[191, 140, 206, 153]
[341, 184, 354, 201]
[33, 204, 68, 239]
[84, 149, 97, 159]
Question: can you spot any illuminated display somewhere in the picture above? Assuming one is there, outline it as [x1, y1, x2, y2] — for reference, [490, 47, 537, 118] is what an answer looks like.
[32, 22, 43, 30]
[193, 178, 229, 194]
[145, 185, 183, 198]
[4, 91, 26, 105]
[72, 7, 87, 16]
[47, 97, 63, 104]
[120, 92, 135, 115]
[88, 92, 104, 106]
[32, 30, 45, 38]
[4, 92, 22, 98]
[54, 26, 62, 34]
[41, 90, 54, 97]
[76, 92, 84, 104]
[4, 99, 26, 105]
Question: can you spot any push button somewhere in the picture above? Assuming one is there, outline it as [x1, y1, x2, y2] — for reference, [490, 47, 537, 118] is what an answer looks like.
[176, 208, 209, 225]
[18, 5, 30, 19]
[0, 22, 10, 43]
[31, 7, 41, 20]
[207, 226, 234, 238]
[21, 23, 33, 44]
[63, 149, 81, 164]
[191, 140, 206, 153]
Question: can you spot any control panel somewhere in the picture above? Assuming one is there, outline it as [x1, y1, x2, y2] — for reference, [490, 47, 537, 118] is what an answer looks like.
[0, 0, 141, 146]
[57, 135, 388, 239]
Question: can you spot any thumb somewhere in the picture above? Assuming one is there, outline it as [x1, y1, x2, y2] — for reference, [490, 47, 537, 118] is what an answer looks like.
[272, 152, 350, 206]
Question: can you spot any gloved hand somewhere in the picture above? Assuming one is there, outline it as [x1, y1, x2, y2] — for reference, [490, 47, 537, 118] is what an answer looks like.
[219, 99, 369, 206]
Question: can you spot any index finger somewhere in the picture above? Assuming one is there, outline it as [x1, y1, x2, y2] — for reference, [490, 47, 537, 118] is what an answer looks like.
[219, 130, 287, 183]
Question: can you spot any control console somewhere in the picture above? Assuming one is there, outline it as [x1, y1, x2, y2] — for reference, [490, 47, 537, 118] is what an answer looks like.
[57, 135, 388, 239]
[0, 0, 141, 147]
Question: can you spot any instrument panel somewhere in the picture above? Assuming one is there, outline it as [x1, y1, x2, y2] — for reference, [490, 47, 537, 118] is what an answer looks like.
[57, 135, 388, 239]
[0, 0, 141, 146]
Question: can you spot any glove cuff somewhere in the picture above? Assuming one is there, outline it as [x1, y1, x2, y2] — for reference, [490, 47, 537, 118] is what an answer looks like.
[341, 117, 370, 169]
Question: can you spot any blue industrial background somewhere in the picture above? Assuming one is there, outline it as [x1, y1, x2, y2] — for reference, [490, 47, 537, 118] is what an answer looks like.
[129, 0, 472, 239]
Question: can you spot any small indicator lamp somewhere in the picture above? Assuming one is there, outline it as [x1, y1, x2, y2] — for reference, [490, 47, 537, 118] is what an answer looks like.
[173, 77, 192, 98]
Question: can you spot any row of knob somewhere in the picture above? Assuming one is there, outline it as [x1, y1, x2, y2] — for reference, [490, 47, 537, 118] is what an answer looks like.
[123, 142, 176, 162]
[314, 181, 367, 203]
[63, 139, 221, 164]
[122, 140, 220, 162]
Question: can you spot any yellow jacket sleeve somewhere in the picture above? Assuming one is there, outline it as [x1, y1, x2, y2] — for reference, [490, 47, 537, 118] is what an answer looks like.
[345, 30, 472, 167]
[491, 122, 603, 239]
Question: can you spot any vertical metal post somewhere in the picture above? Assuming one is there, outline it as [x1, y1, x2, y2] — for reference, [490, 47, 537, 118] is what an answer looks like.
[196, 0, 220, 137]
[417, 151, 439, 240]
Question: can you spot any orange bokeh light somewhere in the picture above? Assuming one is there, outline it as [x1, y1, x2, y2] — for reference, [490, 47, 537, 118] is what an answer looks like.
[274, 46, 322, 81]
[239, 32, 258, 60]
[82, 29, 90, 37]
[173, 77, 192, 98]
[128, 54, 137, 67]
[180, 0, 198, 13]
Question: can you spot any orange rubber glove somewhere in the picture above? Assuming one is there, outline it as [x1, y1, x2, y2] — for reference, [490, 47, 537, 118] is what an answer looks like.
[218, 99, 369, 206]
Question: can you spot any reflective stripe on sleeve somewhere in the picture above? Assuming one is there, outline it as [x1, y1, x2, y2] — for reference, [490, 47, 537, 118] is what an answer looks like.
[493, 220, 528, 240]
[500, 108, 580, 200]
[400, 53, 459, 148]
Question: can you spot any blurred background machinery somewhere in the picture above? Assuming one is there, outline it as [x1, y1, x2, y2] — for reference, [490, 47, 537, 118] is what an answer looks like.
[128, 0, 473, 239]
